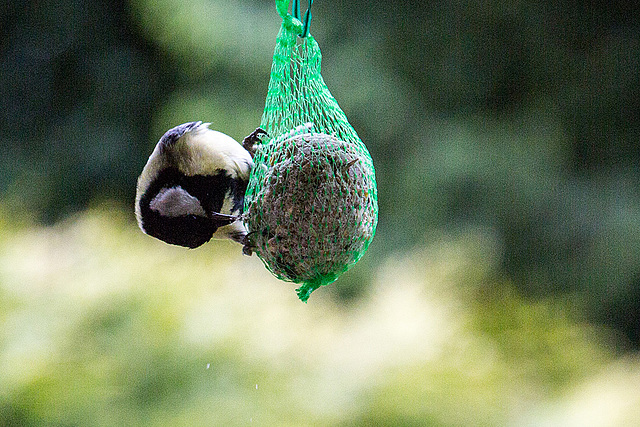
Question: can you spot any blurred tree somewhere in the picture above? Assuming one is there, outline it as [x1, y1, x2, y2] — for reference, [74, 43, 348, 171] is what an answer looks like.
[0, 0, 172, 221]
[0, 0, 639, 345]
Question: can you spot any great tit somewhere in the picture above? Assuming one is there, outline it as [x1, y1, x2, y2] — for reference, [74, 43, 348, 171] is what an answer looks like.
[135, 121, 264, 249]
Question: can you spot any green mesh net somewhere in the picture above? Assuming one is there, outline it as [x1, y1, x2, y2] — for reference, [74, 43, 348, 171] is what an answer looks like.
[244, 0, 378, 302]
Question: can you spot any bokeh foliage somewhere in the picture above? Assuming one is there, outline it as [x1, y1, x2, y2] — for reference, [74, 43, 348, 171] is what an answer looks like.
[1, 206, 637, 426]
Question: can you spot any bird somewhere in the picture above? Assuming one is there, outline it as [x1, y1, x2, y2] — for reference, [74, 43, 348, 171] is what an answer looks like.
[135, 121, 264, 249]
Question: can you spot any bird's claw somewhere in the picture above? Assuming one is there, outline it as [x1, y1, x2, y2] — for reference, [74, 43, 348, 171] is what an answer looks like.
[242, 128, 269, 157]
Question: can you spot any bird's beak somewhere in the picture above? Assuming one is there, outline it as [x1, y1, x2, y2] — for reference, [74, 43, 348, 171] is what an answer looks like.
[209, 211, 239, 225]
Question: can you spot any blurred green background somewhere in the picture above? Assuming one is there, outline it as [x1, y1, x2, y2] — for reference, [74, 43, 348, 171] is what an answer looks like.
[1, 0, 640, 425]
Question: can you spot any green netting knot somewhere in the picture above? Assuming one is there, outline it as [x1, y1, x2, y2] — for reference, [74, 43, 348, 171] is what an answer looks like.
[296, 279, 323, 303]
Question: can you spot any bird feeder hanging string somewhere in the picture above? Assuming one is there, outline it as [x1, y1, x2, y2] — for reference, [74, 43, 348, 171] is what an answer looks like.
[276, 0, 314, 38]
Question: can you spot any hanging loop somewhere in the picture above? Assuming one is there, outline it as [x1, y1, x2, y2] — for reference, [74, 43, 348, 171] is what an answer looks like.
[300, 0, 313, 38]
[275, 0, 314, 38]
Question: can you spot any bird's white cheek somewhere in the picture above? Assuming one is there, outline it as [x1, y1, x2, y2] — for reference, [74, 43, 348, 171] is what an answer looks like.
[149, 186, 206, 217]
